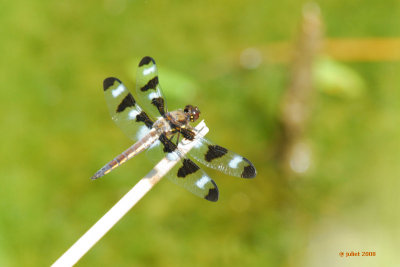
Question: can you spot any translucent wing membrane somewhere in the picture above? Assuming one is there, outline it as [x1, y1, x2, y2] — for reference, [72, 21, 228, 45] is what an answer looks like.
[166, 151, 219, 202]
[189, 137, 257, 178]
[150, 132, 219, 201]
[136, 56, 167, 118]
[103, 77, 154, 142]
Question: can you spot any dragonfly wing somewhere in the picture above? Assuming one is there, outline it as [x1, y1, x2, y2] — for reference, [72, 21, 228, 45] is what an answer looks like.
[103, 77, 154, 142]
[135, 56, 167, 119]
[155, 133, 219, 202]
[166, 152, 219, 202]
[188, 137, 257, 178]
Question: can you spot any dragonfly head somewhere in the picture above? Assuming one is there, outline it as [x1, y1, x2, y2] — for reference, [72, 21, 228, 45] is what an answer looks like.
[184, 105, 200, 122]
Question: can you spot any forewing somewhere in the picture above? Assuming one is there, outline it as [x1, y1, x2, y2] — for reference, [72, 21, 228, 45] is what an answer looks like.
[135, 56, 167, 118]
[189, 137, 257, 178]
[103, 77, 154, 141]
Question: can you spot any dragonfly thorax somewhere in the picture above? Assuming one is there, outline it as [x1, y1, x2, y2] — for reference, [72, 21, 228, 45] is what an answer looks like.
[153, 117, 173, 136]
[165, 109, 191, 127]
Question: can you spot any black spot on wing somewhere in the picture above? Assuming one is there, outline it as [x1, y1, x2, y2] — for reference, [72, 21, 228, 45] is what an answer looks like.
[241, 158, 257, 178]
[135, 111, 153, 128]
[140, 77, 159, 92]
[159, 134, 177, 153]
[151, 97, 166, 116]
[205, 145, 228, 162]
[116, 93, 136, 113]
[205, 182, 219, 202]
[103, 77, 120, 91]
[177, 159, 200, 178]
[139, 56, 155, 67]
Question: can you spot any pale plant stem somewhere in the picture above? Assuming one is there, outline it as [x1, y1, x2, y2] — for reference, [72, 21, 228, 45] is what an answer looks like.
[51, 120, 209, 267]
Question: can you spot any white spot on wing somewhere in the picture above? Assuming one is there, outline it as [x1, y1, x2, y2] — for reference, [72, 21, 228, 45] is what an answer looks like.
[112, 84, 125, 98]
[228, 156, 242, 169]
[128, 110, 139, 119]
[196, 175, 210, 189]
[136, 126, 150, 140]
[148, 92, 158, 100]
[143, 65, 156, 75]
[166, 152, 179, 161]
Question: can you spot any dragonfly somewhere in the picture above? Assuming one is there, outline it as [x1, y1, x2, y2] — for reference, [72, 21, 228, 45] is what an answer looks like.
[91, 56, 256, 201]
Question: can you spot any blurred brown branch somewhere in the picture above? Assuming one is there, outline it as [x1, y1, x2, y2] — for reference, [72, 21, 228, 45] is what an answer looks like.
[263, 38, 400, 63]
[277, 3, 322, 175]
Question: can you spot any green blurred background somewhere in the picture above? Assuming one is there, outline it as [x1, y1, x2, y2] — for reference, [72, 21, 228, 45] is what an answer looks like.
[1, 0, 400, 266]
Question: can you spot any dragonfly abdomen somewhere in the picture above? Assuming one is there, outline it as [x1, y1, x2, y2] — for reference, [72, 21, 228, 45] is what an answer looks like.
[91, 129, 159, 180]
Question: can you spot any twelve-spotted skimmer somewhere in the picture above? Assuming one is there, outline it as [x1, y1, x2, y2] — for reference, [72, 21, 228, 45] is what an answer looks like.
[91, 56, 256, 201]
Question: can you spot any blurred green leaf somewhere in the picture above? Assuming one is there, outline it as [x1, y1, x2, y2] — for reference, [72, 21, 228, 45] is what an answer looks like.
[314, 56, 366, 98]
